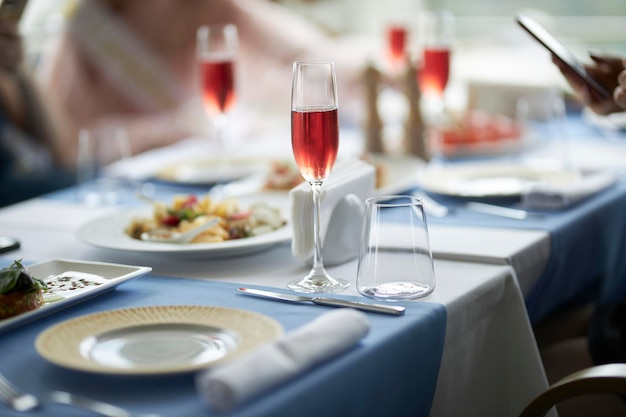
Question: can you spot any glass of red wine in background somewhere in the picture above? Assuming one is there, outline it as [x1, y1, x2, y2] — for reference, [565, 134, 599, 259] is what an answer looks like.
[288, 61, 349, 293]
[196, 24, 238, 174]
[386, 24, 408, 74]
[417, 9, 454, 160]
[419, 46, 450, 99]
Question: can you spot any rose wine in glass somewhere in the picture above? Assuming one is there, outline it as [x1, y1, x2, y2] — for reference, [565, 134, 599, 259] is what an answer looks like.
[291, 108, 338, 181]
[418, 46, 450, 98]
[196, 24, 238, 176]
[386, 24, 408, 73]
[288, 61, 349, 293]
[200, 59, 236, 117]
[417, 9, 454, 161]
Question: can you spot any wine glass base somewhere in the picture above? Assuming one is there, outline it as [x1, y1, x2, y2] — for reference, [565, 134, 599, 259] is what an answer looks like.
[287, 273, 349, 294]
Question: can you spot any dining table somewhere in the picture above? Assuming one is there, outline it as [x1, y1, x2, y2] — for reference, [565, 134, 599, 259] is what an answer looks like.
[0, 185, 552, 417]
[2, 108, 618, 417]
[102, 109, 626, 327]
[413, 111, 626, 324]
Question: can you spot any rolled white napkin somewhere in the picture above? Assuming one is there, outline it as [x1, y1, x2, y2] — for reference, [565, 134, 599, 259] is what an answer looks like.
[290, 158, 376, 265]
[522, 171, 618, 210]
[195, 308, 369, 413]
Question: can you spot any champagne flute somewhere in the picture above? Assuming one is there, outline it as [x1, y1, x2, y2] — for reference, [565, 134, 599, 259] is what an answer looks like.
[386, 23, 408, 74]
[196, 24, 238, 177]
[417, 9, 454, 161]
[288, 61, 349, 293]
[418, 10, 453, 102]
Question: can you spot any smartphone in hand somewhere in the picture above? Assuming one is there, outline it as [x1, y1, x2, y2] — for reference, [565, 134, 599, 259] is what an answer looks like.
[516, 14, 611, 101]
[0, 236, 20, 254]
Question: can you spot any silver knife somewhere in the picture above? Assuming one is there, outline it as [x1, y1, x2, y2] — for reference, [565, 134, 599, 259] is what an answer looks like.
[237, 287, 406, 316]
[465, 202, 532, 220]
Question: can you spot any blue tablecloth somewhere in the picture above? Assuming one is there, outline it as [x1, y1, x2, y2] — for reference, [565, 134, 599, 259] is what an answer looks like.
[45, 161, 626, 325]
[420, 181, 626, 323]
[44, 111, 626, 325]
[0, 266, 447, 417]
[415, 111, 626, 323]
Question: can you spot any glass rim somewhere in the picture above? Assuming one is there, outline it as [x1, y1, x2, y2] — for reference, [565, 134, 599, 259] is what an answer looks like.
[197, 23, 238, 32]
[292, 60, 335, 67]
[365, 195, 423, 207]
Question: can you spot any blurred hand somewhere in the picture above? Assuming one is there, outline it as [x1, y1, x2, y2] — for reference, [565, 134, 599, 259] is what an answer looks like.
[614, 61, 626, 111]
[553, 52, 624, 115]
[0, 19, 23, 73]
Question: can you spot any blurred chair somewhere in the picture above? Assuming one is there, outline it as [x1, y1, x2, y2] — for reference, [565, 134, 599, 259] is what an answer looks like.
[527, 301, 626, 416]
[519, 362, 626, 417]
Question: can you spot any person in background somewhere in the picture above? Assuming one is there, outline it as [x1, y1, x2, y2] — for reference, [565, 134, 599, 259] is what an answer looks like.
[34, 0, 373, 167]
[553, 51, 626, 114]
[542, 50, 626, 417]
[0, 19, 74, 207]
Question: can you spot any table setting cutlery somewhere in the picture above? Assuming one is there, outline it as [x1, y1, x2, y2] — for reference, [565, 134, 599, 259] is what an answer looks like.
[0, 372, 39, 412]
[49, 391, 160, 417]
[238, 287, 406, 316]
[0, 372, 160, 417]
[415, 191, 539, 220]
[415, 192, 450, 218]
[465, 201, 535, 220]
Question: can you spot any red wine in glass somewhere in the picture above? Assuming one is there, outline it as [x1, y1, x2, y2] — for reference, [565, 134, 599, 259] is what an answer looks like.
[200, 58, 236, 117]
[386, 24, 408, 70]
[291, 106, 338, 182]
[289, 60, 348, 293]
[196, 24, 238, 181]
[418, 46, 450, 98]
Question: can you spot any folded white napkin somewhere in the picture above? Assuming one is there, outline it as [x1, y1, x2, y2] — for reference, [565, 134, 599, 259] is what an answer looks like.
[522, 171, 618, 210]
[196, 308, 369, 413]
[290, 158, 376, 266]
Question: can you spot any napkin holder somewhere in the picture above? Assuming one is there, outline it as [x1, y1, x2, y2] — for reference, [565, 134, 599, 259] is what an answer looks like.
[290, 159, 376, 266]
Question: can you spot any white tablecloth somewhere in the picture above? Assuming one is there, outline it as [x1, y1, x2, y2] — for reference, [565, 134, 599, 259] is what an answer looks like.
[0, 198, 553, 417]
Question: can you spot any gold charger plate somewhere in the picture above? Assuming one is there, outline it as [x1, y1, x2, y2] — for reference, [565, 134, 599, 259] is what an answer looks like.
[35, 305, 284, 375]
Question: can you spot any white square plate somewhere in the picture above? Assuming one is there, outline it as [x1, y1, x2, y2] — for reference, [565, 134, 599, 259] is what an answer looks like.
[0, 259, 151, 333]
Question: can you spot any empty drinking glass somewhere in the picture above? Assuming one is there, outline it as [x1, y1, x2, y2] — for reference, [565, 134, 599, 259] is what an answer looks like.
[356, 195, 435, 300]
[76, 126, 132, 206]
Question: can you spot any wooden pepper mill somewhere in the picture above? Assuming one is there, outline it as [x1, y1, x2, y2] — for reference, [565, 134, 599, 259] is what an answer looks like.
[362, 63, 385, 154]
[403, 61, 429, 161]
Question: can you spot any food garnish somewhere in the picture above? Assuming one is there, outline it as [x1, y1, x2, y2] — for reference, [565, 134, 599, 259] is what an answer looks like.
[0, 260, 47, 319]
[126, 194, 286, 243]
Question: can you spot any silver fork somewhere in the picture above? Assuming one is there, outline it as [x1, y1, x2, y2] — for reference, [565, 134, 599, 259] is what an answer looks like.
[49, 391, 161, 417]
[0, 372, 39, 412]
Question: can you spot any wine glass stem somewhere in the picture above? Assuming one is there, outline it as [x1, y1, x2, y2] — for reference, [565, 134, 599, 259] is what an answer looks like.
[214, 114, 227, 153]
[434, 94, 445, 114]
[429, 94, 446, 162]
[310, 180, 327, 277]
[213, 113, 227, 179]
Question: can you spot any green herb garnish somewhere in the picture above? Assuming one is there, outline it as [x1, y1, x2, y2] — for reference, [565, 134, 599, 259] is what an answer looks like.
[0, 259, 47, 294]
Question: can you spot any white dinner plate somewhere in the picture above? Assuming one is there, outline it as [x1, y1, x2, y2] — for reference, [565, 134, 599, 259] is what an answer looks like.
[364, 153, 426, 194]
[155, 154, 428, 194]
[416, 162, 581, 198]
[76, 193, 291, 258]
[154, 156, 270, 185]
[35, 305, 284, 375]
[0, 259, 151, 333]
